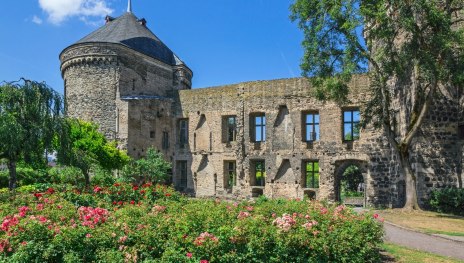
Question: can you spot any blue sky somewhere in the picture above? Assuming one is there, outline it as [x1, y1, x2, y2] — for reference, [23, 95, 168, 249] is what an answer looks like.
[0, 0, 304, 94]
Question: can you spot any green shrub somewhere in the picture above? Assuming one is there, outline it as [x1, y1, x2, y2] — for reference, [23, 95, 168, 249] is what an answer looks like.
[48, 166, 84, 186]
[121, 148, 171, 185]
[0, 171, 8, 189]
[91, 166, 116, 187]
[429, 188, 464, 216]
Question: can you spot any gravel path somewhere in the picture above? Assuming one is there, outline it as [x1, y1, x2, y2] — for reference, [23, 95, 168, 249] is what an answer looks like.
[384, 222, 464, 260]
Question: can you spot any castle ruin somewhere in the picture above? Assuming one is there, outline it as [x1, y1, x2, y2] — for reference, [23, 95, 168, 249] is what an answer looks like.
[60, 7, 463, 207]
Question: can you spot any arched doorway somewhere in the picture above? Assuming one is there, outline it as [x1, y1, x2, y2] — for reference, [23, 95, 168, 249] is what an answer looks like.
[334, 160, 368, 207]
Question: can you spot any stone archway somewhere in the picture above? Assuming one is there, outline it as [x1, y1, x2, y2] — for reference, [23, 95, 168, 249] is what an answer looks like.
[334, 160, 368, 206]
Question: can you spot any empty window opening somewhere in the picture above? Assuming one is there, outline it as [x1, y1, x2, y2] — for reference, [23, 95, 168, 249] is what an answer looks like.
[303, 112, 320, 141]
[343, 109, 360, 141]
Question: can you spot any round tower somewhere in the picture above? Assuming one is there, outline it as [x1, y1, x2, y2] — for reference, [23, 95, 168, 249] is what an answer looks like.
[60, 7, 192, 153]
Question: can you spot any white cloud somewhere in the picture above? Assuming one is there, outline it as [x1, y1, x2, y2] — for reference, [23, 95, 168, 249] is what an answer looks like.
[32, 15, 43, 25]
[38, 0, 113, 25]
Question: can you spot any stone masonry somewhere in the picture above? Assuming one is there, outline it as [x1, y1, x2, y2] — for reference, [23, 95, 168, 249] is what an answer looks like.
[60, 10, 463, 207]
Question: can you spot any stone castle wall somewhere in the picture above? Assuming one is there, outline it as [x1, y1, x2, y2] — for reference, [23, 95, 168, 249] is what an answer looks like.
[174, 76, 407, 206]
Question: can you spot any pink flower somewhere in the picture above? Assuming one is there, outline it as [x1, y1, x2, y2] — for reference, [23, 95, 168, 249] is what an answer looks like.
[93, 186, 103, 193]
[86, 233, 92, 238]
[302, 220, 318, 230]
[200, 260, 209, 263]
[320, 207, 328, 214]
[36, 203, 44, 211]
[18, 206, 29, 217]
[194, 232, 219, 246]
[273, 214, 297, 232]
[186, 252, 193, 258]
[373, 214, 379, 219]
[118, 235, 128, 243]
[245, 206, 254, 211]
[237, 211, 250, 219]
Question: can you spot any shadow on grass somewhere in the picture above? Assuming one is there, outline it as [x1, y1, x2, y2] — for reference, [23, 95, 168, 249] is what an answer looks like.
[435, 214, 464, 220]
[380, 250, 397, 263]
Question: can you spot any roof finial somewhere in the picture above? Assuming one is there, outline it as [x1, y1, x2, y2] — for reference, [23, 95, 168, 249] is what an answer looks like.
[127, 0, 132, 13]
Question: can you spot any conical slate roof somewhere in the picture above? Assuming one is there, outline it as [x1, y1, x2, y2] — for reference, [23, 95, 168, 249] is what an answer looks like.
[76, 12, 184, 66]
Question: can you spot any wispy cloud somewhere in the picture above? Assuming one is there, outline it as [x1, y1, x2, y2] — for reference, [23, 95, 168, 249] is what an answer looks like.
[280, 51, 295, 78]
[32, 15, 43, 25]
[38, 0, 113, 25]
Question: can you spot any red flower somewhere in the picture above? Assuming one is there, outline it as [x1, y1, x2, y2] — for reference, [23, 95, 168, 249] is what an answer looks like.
[132, 186, 139, 191]
[200, 260, 209, 263]
[33, 193, 43, 199]
[165, 193, 171, 197]
[46, 188, 55, 194]
[93, 186, 103, 193]
[130, 200, 135, 205]
[373, 214, 379, 219]
[112, 201, 117, 205]
[186, 252, 192, 258]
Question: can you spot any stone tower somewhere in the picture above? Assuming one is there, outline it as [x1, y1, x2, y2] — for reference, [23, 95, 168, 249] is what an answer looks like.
[60, 8, 192, 159]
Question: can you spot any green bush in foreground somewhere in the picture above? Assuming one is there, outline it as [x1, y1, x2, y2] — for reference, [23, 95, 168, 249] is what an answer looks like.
[0, 183, 384, 262]
[429, 188, 464, 216]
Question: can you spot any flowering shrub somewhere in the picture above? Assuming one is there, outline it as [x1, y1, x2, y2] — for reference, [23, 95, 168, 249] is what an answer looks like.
[0, 183, 383, 262]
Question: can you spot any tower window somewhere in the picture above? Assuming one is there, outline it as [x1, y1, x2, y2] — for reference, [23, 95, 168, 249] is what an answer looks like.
[162, 131, 169, 149]
[178, 119, 188, 148]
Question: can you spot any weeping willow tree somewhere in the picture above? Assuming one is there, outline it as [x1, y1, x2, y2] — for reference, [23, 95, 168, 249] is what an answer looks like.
[291, 0, 464, 209]
[0, 79, 63, 190]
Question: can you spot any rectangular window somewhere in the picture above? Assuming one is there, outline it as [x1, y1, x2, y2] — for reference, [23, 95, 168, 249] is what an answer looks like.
[303, 112, 320, 141]
[253, 160, 265, 186]
[459, 124, 464, 140]
[178, 119, 188, 147]
[252, 114, 266, 142]
[162, 131, 169, 149]
[150, 131, 155, 139]
[343, 110, 360, 141]
[224, 116, 237, 142]
[177, 161, 187, 189]
[304, 161, 319, 188]
[225, 161, 236, 188]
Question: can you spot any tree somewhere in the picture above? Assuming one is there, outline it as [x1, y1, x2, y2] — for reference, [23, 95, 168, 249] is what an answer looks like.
[0, 79, 63, 190]
[291, 0, 464, 209]
[121, 147, 171, 185]
[56, 119, 129, 186]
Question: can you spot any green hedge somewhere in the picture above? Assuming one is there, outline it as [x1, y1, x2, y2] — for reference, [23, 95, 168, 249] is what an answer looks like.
[0, 168, 49, 188]
[429, 188, 464, 216]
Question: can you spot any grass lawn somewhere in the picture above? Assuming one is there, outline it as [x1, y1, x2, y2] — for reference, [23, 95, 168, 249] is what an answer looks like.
[377, 209, 464, 236]
[381, 243, 464, 263]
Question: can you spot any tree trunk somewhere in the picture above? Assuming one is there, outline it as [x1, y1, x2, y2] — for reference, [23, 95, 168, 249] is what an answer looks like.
[84, 170, 90, 187]
[399, 150, 420, 209]
[8, 160, 17, 190]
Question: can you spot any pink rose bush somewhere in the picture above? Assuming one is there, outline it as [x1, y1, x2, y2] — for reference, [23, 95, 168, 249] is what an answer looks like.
[0, 183, 383, 262]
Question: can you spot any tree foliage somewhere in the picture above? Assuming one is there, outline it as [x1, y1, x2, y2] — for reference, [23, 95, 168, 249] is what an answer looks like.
[0, 79, 63, 189]
[291, 0, 464, 209]
[56, 119, 129, 186]
[122, 147, 171, 185]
